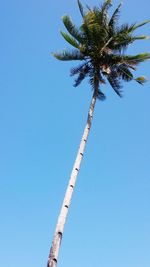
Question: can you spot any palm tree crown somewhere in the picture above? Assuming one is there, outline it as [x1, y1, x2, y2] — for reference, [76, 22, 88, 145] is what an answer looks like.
[53, 0, 150, 100]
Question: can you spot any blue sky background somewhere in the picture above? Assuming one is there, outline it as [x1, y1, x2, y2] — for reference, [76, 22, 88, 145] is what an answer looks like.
[0, 1, 150, 267]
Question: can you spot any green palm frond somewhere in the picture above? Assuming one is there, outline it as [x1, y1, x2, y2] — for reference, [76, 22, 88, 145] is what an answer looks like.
[101, 0, 112, 13]
[70, 62, 91, 76]
[109, 2, 122, 30]
[132, 35, 149, 41]
[116, 23, 135, 36]
[81, 8, 109, 48]
[123, 53, 150, 64]
[118, 20, 150, 35]
[73, 65, 90, 86]
[71, 63, 93, 87]
[108, 27, 141, 51]
[135, 76, 147, 85]
[52, 50, 85, 61]
[107, 71, 122, 96]
[110, 34, 149, 52]
[77, 0, 84, 17]
[88, 70, 106, 100]
[98, 71, 106, 84]
[99, 0, 112, 26]
[117, 65, 133, 81]
[60, 31, 80, 49]
[131, 20, 150, 31]
[97, 90, 106, 100]
[62, 15, 83, 43]
[100, 53, 124, 66]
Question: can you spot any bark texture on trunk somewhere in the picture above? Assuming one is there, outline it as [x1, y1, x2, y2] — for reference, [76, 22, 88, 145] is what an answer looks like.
[47, 91, 97, 267]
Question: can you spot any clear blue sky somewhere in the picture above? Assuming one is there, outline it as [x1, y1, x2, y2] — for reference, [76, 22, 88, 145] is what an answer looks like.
[0, 1, 150, 267]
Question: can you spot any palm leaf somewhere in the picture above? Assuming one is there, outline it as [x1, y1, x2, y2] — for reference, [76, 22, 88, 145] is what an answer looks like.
[135, 76, 147, 85]
[109, 2, 122, 30]
[117, 65, 133, 81]
[72, 64, 91, 86]
[52, 50, 85, 61]
[60, 31, 79, 48]
[116, 23, 135, 35]
[112, 35, 149, 53]
[70, 63, 90, 76]
[131, 20, 150, 31]
[112, 33, 149, 52]
[101, 0, 112, 12]
[107, 70, 122, 96]
[74, 71, 87, 86]
[100, 53, 124, 66]
[97, 90, 106, 100]
[62, 15, 83, 43]
[85, 4, 92, 12]
[77, 0, 84, 17]
[132, 35, 149, 41]
[120, 20, 150, 34]
[100, 0, 112, 26]
[123, 53, 150, 64]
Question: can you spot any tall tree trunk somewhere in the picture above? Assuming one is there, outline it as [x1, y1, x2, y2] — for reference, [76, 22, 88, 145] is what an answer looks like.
[47, 90, 97, 267]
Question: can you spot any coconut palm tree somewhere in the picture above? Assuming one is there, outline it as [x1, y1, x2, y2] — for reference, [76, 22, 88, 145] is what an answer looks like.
[47, 1, 150, 266]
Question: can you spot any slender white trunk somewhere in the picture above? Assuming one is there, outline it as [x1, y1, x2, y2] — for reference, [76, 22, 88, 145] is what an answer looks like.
[47, 91, 97, 267]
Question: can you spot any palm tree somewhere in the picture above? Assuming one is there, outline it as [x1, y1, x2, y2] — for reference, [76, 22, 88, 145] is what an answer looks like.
[47, 1, 150, 266]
